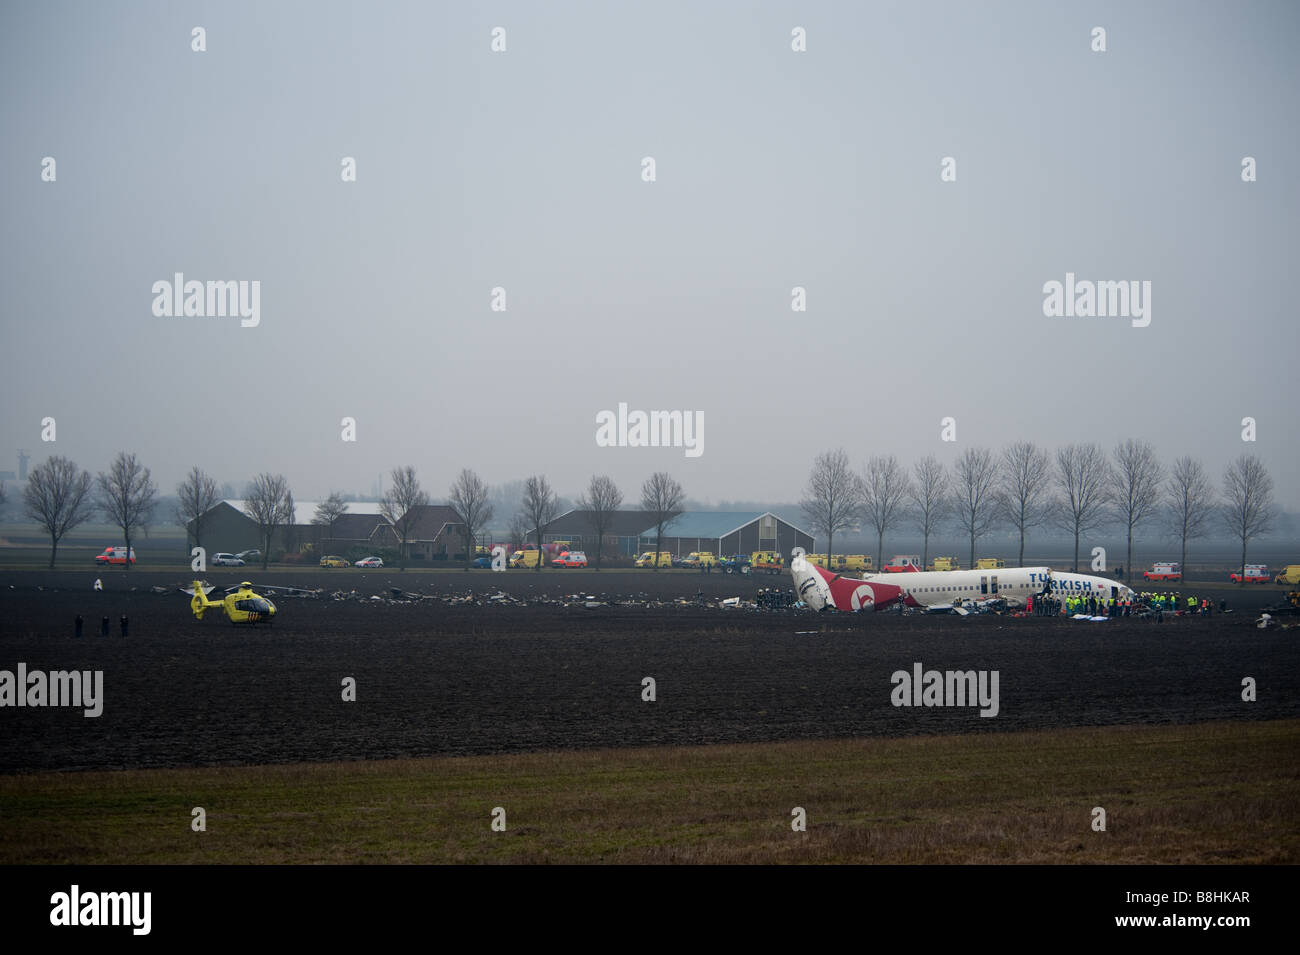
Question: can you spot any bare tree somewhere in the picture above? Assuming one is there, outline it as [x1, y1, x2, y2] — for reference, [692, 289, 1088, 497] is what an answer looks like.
[507, 512, 530, 551]
[1166, 456, 1215, 579]
[489, 480, 527, 532]
[281, 488, 297, 554]
[96, 452, 158, 573]
[450, 469, 494, 571]
[860, 455, 911, 572]
[521, 475, 559, 570]
[641, 472, 685, 571]
[799, 449, 860, 568]
[176, 466, 220, 551]
[576, 474, 623, 570]
[243, 473, 294, 571]
[997, 442, 1051, 568]
[1111, 440, 1164, 581]
[24, 456, 95, 569]
[311, 492, 350, 546]
[1221, 454, 1274, 585]
[380, 465, 429, 571]
[910, 455, 950, 569]
[1054, 443, 1112, 572]
[951, 448, 1000, 570]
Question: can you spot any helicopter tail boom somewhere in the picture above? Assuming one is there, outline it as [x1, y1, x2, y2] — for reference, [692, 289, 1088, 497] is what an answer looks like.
[190, 580, 219, 620]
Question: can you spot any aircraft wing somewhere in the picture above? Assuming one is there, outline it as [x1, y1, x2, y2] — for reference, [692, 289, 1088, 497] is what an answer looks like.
[923, 603, 956, 613]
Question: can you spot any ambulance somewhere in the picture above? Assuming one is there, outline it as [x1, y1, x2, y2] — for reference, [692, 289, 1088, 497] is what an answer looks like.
[94, 546, 136, 565]
[1143, 562, 1182, 582]
[883, 555, 922, 572]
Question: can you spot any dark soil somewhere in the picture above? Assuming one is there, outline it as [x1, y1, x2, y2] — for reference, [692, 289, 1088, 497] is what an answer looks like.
[1, 570, 1295, 773]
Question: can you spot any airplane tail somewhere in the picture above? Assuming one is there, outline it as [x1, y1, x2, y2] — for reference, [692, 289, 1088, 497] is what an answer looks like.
[825, 569, 903, 611]
[794, 559, 903, 612]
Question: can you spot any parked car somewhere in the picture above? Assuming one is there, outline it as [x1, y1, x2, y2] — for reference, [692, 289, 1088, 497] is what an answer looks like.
[320, 555, 349, 568]
[236, 549, 261, 561]
[555, 551, 587, 568]
[471, 555, 493, 568]
[212, 553, 245, 567]
[94, 546, 136, 565]
[354, 556, 384, 568]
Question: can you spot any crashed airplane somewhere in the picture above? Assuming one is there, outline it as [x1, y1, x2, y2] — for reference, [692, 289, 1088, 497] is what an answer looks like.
[791, 554, 1132, 614]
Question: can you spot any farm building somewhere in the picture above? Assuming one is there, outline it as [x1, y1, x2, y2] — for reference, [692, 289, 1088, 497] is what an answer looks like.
[186, 500, 389, 556]
[390, 504, 467, 561]
[636, 511, 814, 559]
[527, 509, 660, 559]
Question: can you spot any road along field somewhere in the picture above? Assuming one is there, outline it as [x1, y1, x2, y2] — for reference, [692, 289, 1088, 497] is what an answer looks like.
[0, 570, 1295, 774]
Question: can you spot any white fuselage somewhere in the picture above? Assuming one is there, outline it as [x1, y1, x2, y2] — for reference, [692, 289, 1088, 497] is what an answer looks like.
[863, 567, 1052, 609]
[861, 567, 1133, 609]
[792, 555, 1134, 614]
[1033, 569, 1134, 603]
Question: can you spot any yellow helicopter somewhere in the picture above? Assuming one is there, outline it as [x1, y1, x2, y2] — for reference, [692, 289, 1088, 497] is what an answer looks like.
[185, 580, 283, 626]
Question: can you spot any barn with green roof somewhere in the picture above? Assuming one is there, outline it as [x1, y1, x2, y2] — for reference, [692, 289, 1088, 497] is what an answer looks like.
[636, 511, 813, 559]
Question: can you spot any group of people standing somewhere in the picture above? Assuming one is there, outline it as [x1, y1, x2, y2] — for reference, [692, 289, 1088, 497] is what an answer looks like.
[1139, 592, 1220, 616]
[1027, 591, 1224, 619]
[1028, 593, 1133, 616]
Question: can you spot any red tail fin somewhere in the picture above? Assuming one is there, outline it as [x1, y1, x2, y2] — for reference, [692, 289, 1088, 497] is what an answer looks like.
[823, 569, 903, 611]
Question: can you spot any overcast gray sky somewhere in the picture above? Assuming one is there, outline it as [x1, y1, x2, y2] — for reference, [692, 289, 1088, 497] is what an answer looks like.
[2, 0, 1297, 507]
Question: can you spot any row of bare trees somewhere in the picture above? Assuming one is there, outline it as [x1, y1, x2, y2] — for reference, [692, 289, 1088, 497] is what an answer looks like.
[23, 453, 159, 570]
[20, 453, 690, 579]
[801, 444, 1276, 579]
[21, 446, 1274, 582]
[509, 471, 684, 571]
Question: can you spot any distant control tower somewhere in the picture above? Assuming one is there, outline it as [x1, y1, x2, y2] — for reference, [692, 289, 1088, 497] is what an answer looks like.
[18, 449, 30, 481]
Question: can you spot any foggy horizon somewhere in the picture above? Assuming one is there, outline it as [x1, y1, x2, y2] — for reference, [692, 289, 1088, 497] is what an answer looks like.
[3, 1, 1298, 511]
